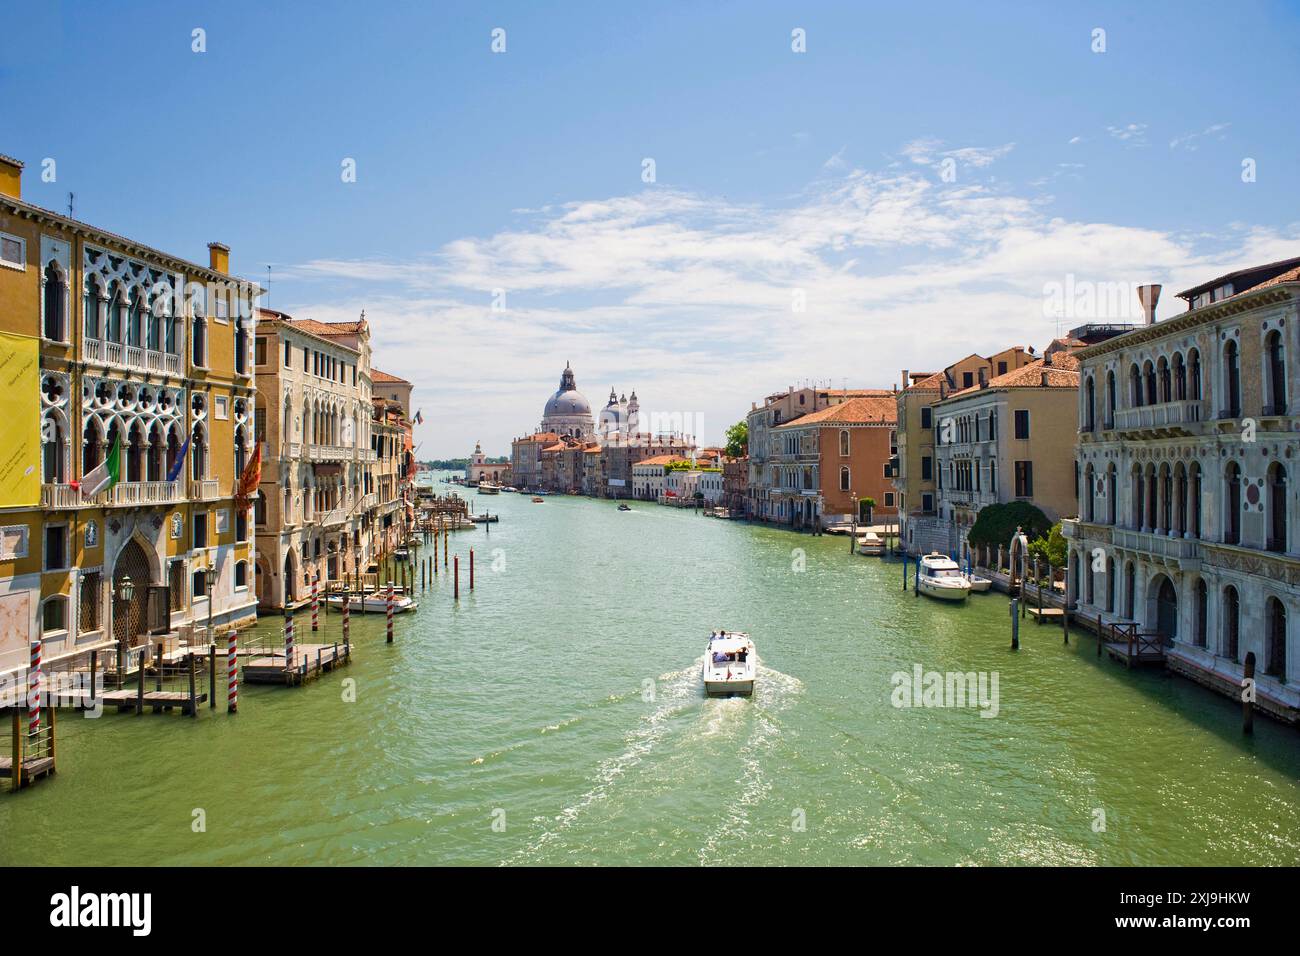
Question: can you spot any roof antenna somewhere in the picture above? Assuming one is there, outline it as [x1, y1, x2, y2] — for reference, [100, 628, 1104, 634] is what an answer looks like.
[67, 192, 74, 218]
[266, 265, 271, 309]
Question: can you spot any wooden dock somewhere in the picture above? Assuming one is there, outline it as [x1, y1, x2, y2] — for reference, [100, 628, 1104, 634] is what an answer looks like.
[1027, 607, 1066, 624]
[98, 689, 208, 715]
[2, 708, 57, 791]
[241, 642, 351, 686]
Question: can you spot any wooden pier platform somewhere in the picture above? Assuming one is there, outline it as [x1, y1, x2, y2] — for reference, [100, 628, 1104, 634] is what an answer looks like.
[241, 642, 351, 686]
[1027, 607, 1066, 624]
[0, 754, 55, 786]
[1100, 640, 1166, 668]
[98, 689, 209, 715]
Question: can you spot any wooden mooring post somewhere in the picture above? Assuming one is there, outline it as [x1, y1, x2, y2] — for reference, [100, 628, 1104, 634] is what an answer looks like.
[208, 644, 216, 709]
[1010, 598, 1020, 650]
[470, 549, 474, 591]
[454, 555, 460, 601]
[1242, 652, 1256, 735]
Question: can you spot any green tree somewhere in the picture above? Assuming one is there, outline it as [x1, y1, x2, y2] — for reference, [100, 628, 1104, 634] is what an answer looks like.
[967, 501, 1051, 553]
[1028, 522, 1068, 569]
[724, 420, 748, 459]
[859, 496, 876, 523]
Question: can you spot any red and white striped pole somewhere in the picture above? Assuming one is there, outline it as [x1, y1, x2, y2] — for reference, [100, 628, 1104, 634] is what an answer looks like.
[284, 606, 295, 670]
[311, 574, 319, 632]
[342, 592, 351, 648]
[227, 630, 238, 714]
[386, 583, 394, 644]
[28, 638, 42, 738]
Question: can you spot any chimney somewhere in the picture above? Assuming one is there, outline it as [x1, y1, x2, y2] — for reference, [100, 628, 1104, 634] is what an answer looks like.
[0, 154, 23, 200]
[207, 242, 230, 274]
[901, 369, 910, 389]
[1137, 284, 1162, 326]
[1040, 371, 1050, 387]
[977, 368, 988, 388]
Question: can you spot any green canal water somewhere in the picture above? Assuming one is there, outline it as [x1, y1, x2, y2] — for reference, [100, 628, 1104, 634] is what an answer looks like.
[2, 473, 1298, 866]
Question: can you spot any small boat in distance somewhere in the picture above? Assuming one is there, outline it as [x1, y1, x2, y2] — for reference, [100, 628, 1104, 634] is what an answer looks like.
[703, 631, 756, 697]
[856, 531, 884, 556]
[478, 482, 501, 495]
[916, 552, 971, 601]
[531, 496, 544, 503]
[618, 503, 631, 511]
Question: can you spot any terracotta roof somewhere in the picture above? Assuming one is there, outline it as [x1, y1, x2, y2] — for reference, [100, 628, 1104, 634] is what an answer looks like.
[904, 371, 947, 392]
[777, 396, 898, 427]
[946, 358, 1079, 398]
[372, 369, 410, 385]
[541, 443, 566, 452]
[636, 454, 688, 467]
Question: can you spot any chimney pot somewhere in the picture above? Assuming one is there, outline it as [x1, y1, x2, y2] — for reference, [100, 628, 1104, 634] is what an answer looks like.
[1137, 284, 1162, 326]
[208, 241, 230, 274]
[0, 154, 23, 200]
[1040, 371, 1050, 387]
[901, 368, 910, 389]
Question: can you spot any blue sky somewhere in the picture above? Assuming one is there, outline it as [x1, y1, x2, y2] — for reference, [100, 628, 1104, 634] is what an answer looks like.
[6, 1, 1300, 456]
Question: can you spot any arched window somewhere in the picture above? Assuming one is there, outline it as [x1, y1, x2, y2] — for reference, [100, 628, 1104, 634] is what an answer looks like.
[191, 423, 207, 480]
[988, 459, 996, 494]
[83, 418, 104, 474]
[1189, 462, 1202, 538]
[1105, 556, 1115, 612]
[1265, 597, 1287, 679]
[988, 411, 997, 441]
[839, 466, 850, 492]
[41, 413, 66, 483]
[1222, 339, 1241, 417]
[1106, 464, 1117, 525]
[1188, 348, 1202, 400]
[1222, 585, 1240, 660]
[191, 315, 207, 367]
[1267, 462, 1287, 553]
[1224, 461, 1241, 544]
[1172, 352, 1186, 401]
[1145, 465, 1157, 530]
[1124, 561, 1135, 619]
[43, 262, 66, 341]
[1265, 330, 1287, 415]
[1194, 579, 1208, 647]
[1174, 462, 1187, 535]
[1105, 370, 1116, 428]
[1131, 465, 1144, 528]
[839, 429, 849, 457]
[1086, 563, 1095, 605]
[1143, 360, 1157, 406]
[235, 316, 248, 376]
[234, 427, 247, 477]
[146, 422, 163, 482]
[235, 560, 248, 589]
[1130, 363, 1143, 407]
[41, 595, 68, 636]
[1157, 356, 1171, 403]
[1084, 464, 1095, 521]
[127, 289, 142, 347]
[83, 275, 102, 340]
[1084, 376, 1096, 431]
[108, 282, 125, 342]
[1159, 463, 1172, 533]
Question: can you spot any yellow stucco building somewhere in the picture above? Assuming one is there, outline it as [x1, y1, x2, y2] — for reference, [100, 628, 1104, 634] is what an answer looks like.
[0, 152, 258, 678]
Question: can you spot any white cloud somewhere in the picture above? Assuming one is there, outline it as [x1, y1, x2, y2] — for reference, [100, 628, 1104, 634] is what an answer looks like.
[1169, 122, 1230, 151]
[1106, 123, 1149, 146]
[283, 141, 1298, 456]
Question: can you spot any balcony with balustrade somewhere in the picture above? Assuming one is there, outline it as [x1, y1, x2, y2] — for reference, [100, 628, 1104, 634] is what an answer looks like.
[307, 443, 355, 463]
[83, 338, 183, 377]
[1112, 399, 1205, 437]
[187, 479, 220, 502]
[1112, 527, 1202, 569]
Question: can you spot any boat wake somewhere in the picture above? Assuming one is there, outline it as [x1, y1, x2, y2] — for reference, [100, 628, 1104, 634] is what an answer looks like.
[508, 655, 803, 865]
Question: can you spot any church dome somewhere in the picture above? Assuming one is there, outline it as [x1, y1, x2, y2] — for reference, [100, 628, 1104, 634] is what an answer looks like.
[543, 363, 592, 419]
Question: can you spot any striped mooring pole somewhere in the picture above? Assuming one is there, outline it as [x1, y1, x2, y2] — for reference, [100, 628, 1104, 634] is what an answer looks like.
[311, 574, 320, 632]
[28, 638, 42, 738]
[285, 606, 295, 670]
[386, 583, 395, 643]
[227, 631, 238, 714]
[470, 548, 475, 591]
[342, 591, 351, 648]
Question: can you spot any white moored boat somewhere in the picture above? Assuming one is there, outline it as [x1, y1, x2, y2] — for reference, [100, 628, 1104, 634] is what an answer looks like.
[478, 483, 500, 494]
[965, 573, 993, 593]
[856, 531, 884, 556]
[324, 590, 419, 613]
[703, 631, 756, 697]
[917, 553, 971, 601]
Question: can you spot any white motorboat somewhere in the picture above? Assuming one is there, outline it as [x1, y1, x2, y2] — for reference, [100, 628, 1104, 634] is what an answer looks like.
[324, 590, 419, 613]
[965, 573, 993, 593]
[703, 631, 756, 697]
[856, 531, 884, 556]
[478, 483, 501, 494]
[916, 552, 971, 601]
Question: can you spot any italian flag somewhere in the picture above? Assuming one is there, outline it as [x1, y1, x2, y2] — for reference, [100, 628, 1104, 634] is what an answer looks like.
[81, 433, 122, 497]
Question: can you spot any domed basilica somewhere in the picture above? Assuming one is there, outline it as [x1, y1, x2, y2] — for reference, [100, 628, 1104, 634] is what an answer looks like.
[539, 362, 641, 445]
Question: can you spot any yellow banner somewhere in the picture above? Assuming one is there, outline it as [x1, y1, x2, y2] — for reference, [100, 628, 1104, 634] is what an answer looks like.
[0, 331, 40, 508]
